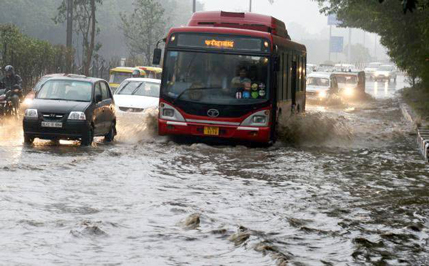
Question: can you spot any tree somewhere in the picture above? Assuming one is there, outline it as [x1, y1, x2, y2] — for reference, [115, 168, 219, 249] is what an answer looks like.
[54, 0, 103, 76]
[120, 0, 166, 65]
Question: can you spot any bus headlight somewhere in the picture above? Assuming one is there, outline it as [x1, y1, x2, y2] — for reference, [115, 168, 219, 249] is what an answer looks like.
[252, 115, 267, 124]
[241, 110, 270, 127]
[163, 108, 175, 117]
[159, 102, 185, 121]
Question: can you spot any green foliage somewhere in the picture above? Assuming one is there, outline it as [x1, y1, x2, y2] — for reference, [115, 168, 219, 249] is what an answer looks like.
[315, 0, 429, 88]
[0, 24, 68, 90]
[120, 0, 166, 65]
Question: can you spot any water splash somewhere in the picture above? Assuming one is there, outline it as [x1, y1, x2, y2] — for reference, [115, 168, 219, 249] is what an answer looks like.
[115, 108, 159, 143]
[0, 116, 23, 145]
[277, 112, 352, 146]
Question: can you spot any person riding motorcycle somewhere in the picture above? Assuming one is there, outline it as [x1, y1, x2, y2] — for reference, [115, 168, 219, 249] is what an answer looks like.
[1, 65, 22, 110]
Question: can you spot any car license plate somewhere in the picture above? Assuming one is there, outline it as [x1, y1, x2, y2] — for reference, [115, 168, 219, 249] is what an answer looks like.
[204, 126, 219, 136]
[41, 121, 63, 128]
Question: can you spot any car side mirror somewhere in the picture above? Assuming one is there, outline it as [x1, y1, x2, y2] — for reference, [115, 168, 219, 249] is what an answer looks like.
[153, 48, 162, 65]
[95, 94, 102, 103]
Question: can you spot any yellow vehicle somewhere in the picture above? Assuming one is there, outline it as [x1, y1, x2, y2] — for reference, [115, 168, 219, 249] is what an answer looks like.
[109, 67, 146, 91]
[136, 66, 162, 79]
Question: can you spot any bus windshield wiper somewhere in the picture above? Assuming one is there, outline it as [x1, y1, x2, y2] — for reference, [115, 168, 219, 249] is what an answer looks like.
[172, 87, 222, 104]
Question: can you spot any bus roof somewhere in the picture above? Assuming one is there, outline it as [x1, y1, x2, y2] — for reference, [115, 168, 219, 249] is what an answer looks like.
[188, 11, 290, 40]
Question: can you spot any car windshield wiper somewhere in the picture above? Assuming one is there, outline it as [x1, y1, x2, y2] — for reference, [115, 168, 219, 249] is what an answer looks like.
[172, 86, 222, 104]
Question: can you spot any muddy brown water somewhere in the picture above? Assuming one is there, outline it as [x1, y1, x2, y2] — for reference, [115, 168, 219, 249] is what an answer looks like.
[0, 78, 428, 265]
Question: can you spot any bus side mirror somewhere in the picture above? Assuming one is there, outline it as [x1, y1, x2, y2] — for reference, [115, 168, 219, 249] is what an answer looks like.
[153, 48, 162, 65]
[273, 56, 280, 72]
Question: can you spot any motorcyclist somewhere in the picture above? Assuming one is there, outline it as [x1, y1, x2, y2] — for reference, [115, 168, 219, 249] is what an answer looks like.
[1, 65, 23, 110]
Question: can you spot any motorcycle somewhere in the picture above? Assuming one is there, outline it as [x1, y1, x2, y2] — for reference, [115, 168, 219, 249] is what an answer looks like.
[0, 84, 20, 117]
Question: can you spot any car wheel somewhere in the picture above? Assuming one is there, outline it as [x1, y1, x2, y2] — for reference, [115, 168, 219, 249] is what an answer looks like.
[24, 134, 34, 145]
[81, 128, 94, 146]
[104, 123, 116, 142]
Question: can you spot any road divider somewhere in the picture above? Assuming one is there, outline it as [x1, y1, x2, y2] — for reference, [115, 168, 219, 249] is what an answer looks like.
[400, 103, 429, 162]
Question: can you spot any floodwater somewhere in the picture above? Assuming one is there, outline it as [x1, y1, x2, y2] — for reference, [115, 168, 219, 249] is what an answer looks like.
[0, 76, 428, 265]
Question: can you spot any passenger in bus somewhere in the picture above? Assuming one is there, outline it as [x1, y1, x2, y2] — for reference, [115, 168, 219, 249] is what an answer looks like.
[231, 67, 251, 91]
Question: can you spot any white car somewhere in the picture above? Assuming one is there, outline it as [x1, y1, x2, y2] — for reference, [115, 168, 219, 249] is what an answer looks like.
[374, 65, 397, 83]
[364, 62, 382, 80]
[306, 72, 334, 100]
[113, 78, 160, 115]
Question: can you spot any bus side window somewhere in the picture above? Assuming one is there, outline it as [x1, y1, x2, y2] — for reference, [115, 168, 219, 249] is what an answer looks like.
[277, 54, 283, 101]
[298, 56, 304, 91]
[284, 53, 288, 100]
[287, 54, 292, 100]
[301, 56, 307, 91]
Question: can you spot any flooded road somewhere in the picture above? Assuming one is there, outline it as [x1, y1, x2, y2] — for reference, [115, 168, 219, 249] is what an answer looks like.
[1, 76, 428, 265]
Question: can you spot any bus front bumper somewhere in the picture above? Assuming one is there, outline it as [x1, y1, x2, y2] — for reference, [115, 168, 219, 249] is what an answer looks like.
[158, 119, 271, 143]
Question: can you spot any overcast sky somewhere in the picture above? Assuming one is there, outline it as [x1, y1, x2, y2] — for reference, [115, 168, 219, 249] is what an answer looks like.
[201, 0, 328, 34]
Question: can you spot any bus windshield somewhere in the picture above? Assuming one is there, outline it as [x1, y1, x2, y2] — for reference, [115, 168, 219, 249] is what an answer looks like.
[162, 51, 269, 105]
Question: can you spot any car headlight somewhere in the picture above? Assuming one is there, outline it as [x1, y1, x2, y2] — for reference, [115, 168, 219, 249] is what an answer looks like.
[68, 111, 86, 120]
[24, 109, 38, 118]
[23, 98, 33, 106]
[343, 87, 354, 97]
[318, 91, 327, 98]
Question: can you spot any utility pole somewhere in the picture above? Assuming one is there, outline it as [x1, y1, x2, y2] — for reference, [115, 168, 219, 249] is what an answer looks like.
[193, 0, 196, 13]
[328, 25, 332, 62]
[66, 0, 73, 73]
[374, 34, 377, 60]
[348, 28, 352, 63]
[249, 0, 252, 12]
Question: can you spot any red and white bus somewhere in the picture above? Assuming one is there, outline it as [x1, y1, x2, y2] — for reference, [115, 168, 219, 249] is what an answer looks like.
[155, 11, 307, 144]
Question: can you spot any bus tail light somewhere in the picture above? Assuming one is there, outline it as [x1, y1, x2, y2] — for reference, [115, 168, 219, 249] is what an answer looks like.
[160, 102, 185, 122]
[241, 110, 270, 127]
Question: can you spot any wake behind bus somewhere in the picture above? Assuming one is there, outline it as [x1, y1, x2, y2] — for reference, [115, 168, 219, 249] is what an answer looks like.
[154, 11, 307, 144]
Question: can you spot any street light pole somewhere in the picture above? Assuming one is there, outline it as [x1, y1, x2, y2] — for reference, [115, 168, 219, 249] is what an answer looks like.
[193, 0, 196, 13]
[249, 0, 252, 12]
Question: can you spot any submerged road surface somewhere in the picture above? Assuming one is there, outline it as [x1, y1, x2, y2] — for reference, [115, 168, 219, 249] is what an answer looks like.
[0, 76, 428, 265]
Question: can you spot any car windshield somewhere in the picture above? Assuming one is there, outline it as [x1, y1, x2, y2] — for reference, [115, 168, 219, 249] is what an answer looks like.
[109, 72, 132, 84]
[162, 51, 269, 105]
[116, 81, 160, 97]
[335, 75, 358, 86]
[379, 65, 393, 71]
[37, 80, 92, 102]
[307, 77, 329, 87]
[34, 77, 50, 92]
